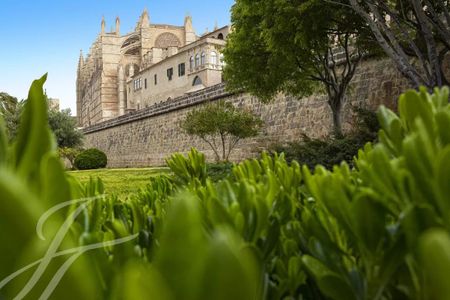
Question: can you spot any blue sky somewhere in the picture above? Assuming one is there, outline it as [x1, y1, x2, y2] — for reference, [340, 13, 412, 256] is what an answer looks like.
[0, 0, 234, 114]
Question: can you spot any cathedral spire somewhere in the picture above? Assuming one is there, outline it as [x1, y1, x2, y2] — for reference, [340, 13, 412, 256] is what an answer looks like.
[142, 8, 150, 27]
[136, 9, 150, 30]
[78, 50, 84, 73]
[115, 16, 120, 35]
[184, 14, 196, 44]
[101, 16, 105, 34]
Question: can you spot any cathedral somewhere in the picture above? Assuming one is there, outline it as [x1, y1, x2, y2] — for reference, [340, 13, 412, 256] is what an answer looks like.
[76, 9, 229, 127]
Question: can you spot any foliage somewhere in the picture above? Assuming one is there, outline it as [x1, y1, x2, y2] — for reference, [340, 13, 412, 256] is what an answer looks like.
[2, 75, 450, 300]
[0, 92, 25, 141]
[0, 75, 101, 299]
[74, 148, 107, 170]
[298, 86, 450, 299]
[0, 76, 260, 299]
[59, 147, 81, 169]
[223, 0, 375, 136]
[207, 162, 233, 181]
[180, 101, 262, 162]
[349, 0, 450, 88]
[48, 108, 83, 148]
[272, 106, 379, 169]
[1, 92, 83, 148]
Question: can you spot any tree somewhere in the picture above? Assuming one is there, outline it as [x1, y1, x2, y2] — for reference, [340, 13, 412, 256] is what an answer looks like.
[48, 108, 83, 148]
[349, 0, 450, 89]
[58, 147, 81, 169]
[0, 92, 25, 141]
[181, 101, 262, 162]
[223, 0, 373, 136]
[1, 92, 83, 148]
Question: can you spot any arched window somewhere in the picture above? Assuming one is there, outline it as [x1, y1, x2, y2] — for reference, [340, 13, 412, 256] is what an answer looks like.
[192, 76, 203, 86]
[190, 56, 194, 70]
[195, 54, 200, 67]
[201, 52, 206, 65]
[210, 51, 217, 65]
[218, 33, 224, 40]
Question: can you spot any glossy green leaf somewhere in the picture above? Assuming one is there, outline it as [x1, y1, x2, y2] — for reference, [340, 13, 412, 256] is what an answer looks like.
[420, 229, 450, 300]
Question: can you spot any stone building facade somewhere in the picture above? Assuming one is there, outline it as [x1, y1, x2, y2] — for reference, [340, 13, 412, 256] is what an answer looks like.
[83, 57, 410, 168]
[76, 9, 229, 127]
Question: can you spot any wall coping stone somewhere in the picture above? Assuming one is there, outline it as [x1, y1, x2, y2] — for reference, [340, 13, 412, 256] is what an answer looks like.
[82, 83, 234, 133]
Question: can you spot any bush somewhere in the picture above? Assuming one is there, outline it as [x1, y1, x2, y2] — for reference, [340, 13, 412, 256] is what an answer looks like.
[272, 106, 379, 169]
[74, 148, 107, 170]
[207, 162, 233, 181]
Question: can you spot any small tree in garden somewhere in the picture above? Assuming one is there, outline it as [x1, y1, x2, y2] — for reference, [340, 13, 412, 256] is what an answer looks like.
[181, 101, 262, 162]
[48, 108, 83, 148]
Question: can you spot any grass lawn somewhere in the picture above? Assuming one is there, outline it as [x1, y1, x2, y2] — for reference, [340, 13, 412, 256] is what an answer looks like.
[68, 168, 170, 199]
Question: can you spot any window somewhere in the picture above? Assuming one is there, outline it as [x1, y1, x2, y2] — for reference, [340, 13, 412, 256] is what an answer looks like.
[178, 63, 185, 76]
[154, 74, 158, 85]
[192, 76, 202, 86]
[195, 54, 200, 67]
[144, 78, 147, 89]
[210, 51, 217, 65]
[167, 67, 174, 81]
[190, 56, 194, 70]
[218, 33, 224, 40]
[133, 78, 142, 91]
[201, 52, 206, 65]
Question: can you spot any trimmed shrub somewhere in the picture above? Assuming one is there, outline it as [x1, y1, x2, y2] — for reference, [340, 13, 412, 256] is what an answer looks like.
[74, 148, 107, 170]
[207, 162, 233, 181]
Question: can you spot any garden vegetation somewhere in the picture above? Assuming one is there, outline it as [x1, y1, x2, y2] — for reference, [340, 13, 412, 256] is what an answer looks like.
[1, 76, 450, 299]
[74, 148, 108, 170]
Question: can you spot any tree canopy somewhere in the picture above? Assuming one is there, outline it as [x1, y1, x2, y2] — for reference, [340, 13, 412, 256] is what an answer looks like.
[1, 92, 82, 148]
[223, 0, 373, 136]
[181, 100, 262, 161]
[0, 92, 25, 141]
[48, 108, 83, 148]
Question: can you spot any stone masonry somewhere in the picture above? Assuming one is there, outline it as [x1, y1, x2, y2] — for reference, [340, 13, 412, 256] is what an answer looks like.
[77, 10, 229, 128]
[83, 57, 410, 168]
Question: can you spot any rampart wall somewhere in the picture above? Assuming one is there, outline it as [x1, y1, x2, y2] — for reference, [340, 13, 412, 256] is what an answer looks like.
[83, 57, 408, 167]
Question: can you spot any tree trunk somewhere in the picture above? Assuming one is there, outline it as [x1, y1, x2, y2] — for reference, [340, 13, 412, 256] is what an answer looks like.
[349, 0, 425, 88]
[220, 133, 226, 162]
[331, 105, 343, 138]
[201, 137, 221, 162]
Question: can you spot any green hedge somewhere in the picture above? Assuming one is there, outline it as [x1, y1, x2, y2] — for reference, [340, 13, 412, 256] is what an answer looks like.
[207, 162, 233, 181]
[74, 148, 107, 170]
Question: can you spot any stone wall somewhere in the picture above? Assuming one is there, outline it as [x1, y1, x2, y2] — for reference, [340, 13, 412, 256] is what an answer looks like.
[83, 57, 409, 168]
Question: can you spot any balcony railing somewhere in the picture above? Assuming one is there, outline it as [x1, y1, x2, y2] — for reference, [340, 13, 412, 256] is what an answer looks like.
[189, 63, 223, 73]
